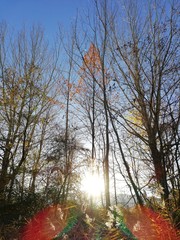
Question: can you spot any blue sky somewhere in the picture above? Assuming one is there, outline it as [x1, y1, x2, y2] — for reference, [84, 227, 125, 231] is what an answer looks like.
[0, 0, 89, 39]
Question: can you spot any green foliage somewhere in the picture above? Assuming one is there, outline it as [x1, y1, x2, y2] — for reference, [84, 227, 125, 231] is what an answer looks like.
[53, 206, 82, 239]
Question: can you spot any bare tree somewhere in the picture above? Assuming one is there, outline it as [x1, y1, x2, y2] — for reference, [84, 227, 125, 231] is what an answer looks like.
[0, 24, 59, 203]
[108, 0, 180, 207]
[74, 18, 111, 207]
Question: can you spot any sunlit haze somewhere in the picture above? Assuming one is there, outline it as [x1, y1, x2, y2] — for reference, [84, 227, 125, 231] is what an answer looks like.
[81, 172, 104, 198]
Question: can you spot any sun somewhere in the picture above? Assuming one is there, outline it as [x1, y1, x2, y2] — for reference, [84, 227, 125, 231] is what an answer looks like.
[81, 172, 104, 198]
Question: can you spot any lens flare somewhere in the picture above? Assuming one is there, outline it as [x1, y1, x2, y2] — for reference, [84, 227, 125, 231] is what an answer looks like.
[124, 206, 178, 240]
[21, 205, 68, 240]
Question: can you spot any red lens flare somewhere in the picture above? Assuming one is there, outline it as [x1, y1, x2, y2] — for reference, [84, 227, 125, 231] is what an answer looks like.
[125, 206, 178, 240]
[21, 205, 67, 240]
